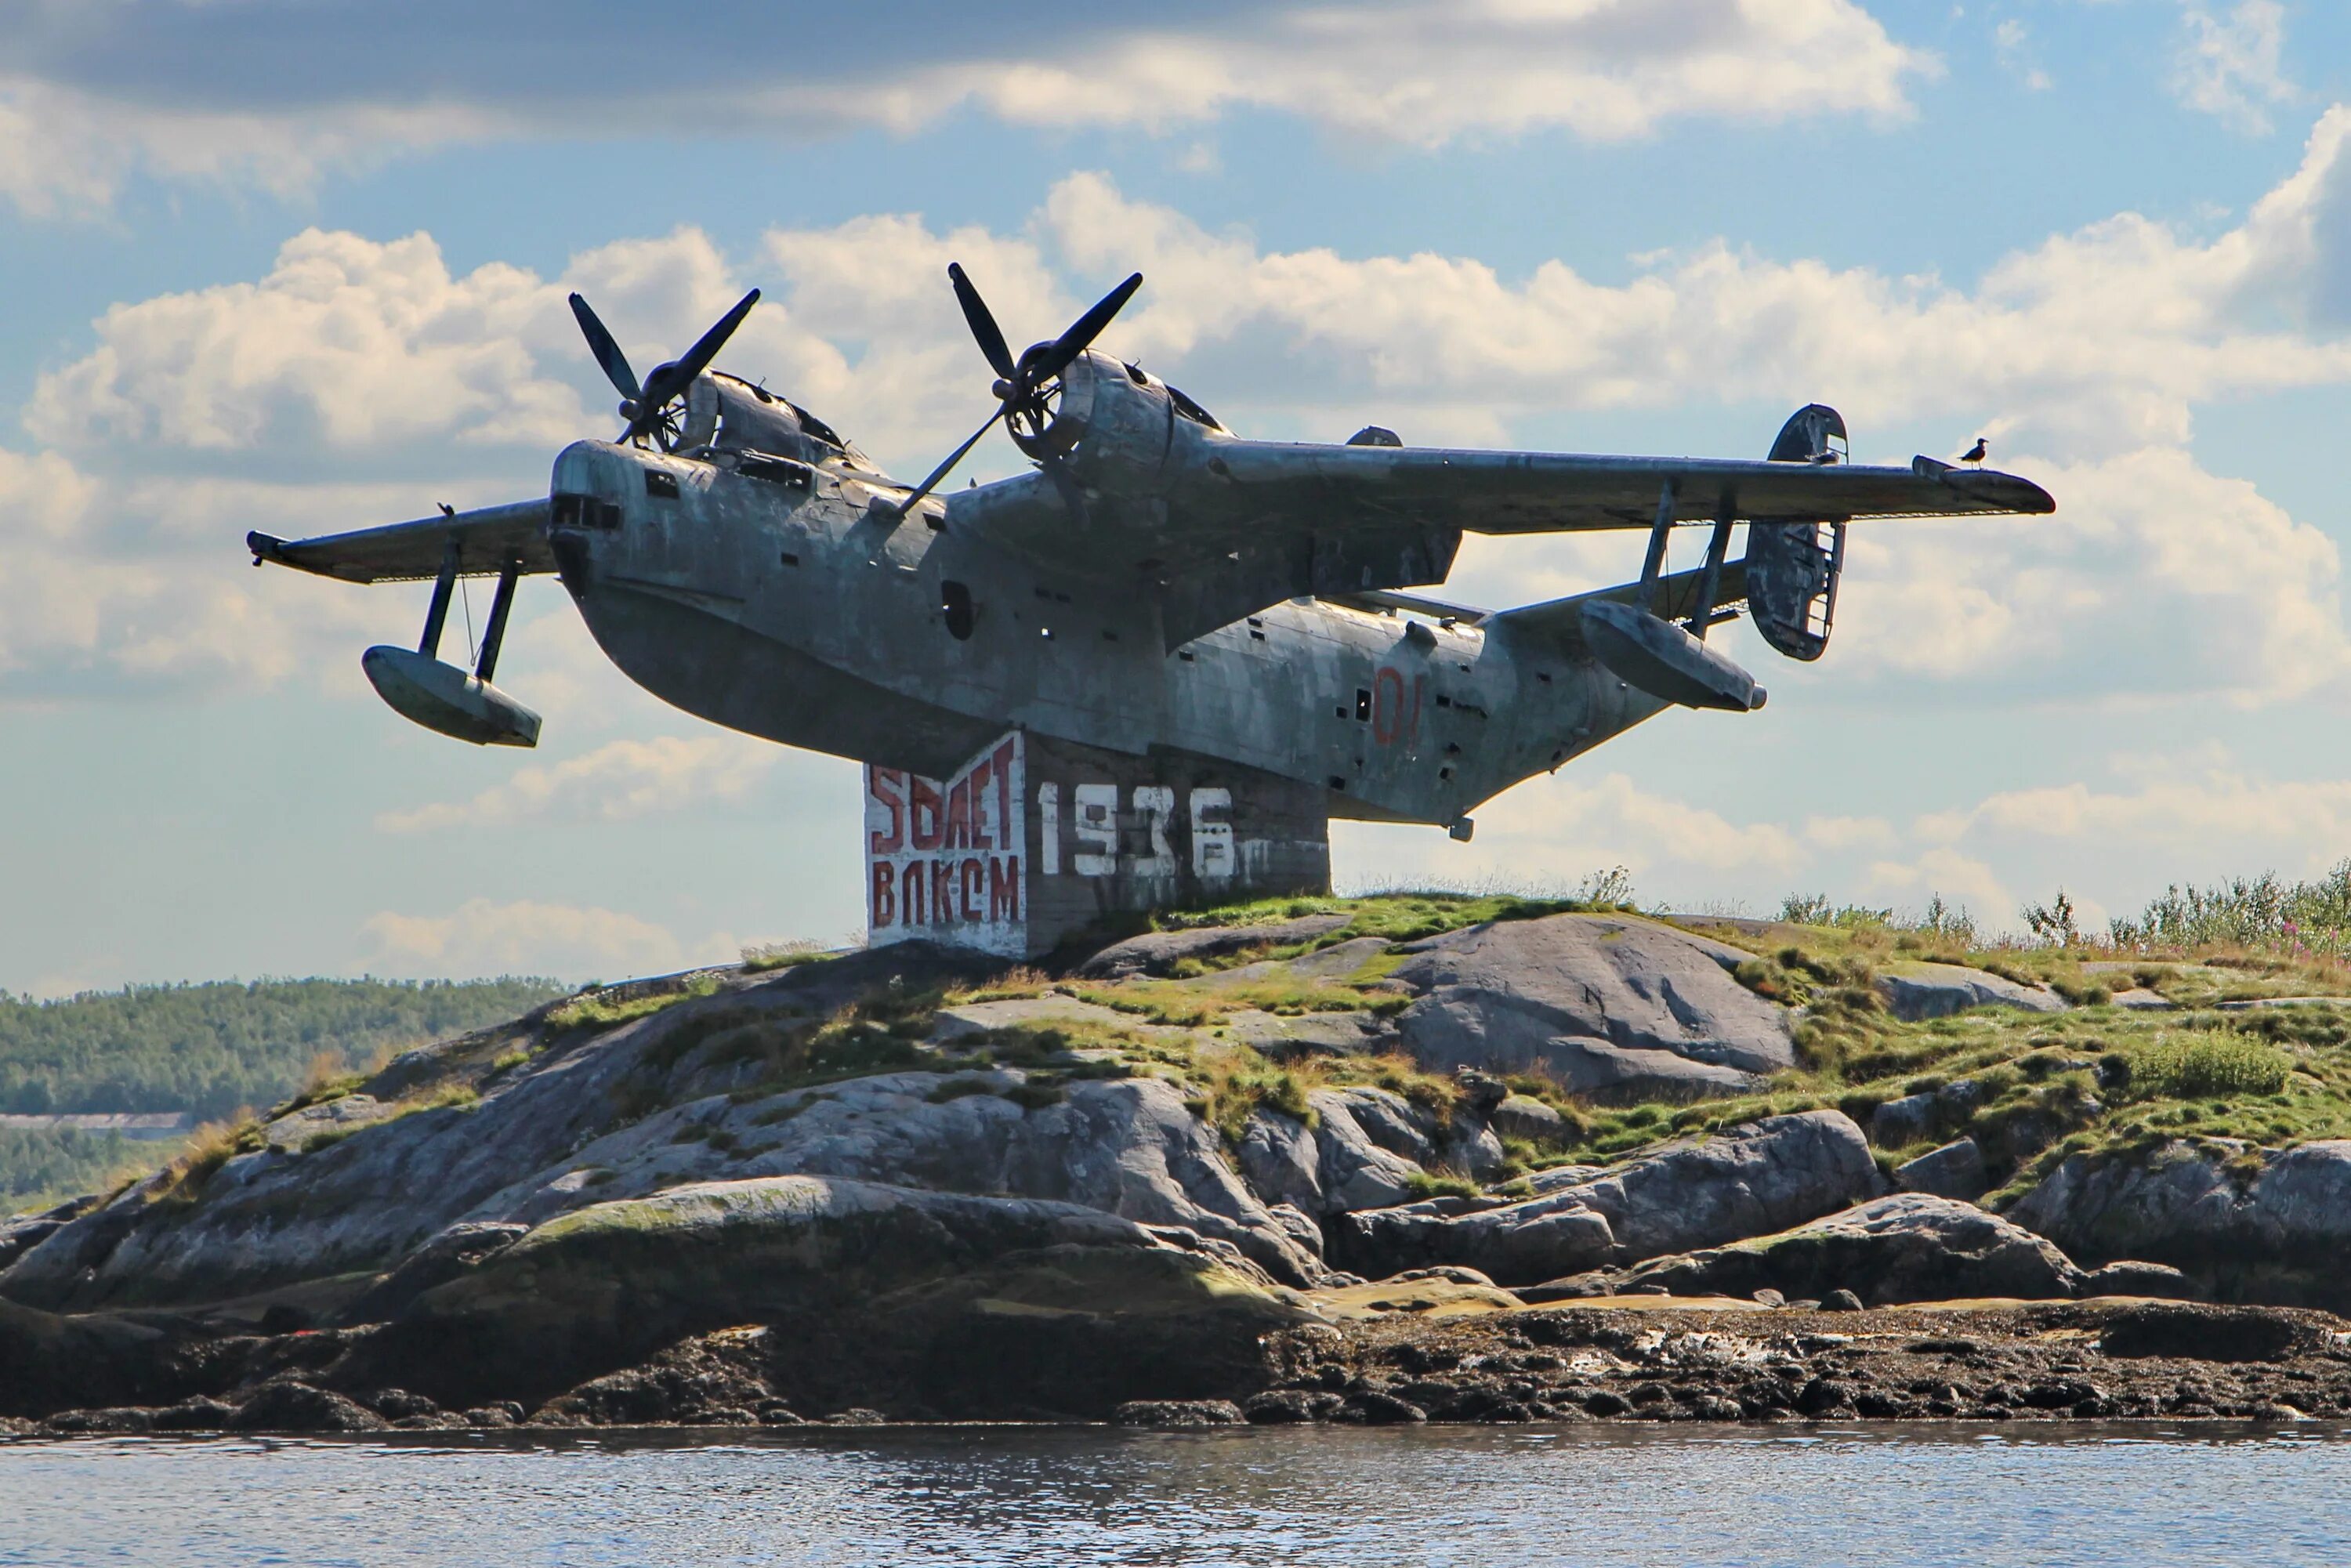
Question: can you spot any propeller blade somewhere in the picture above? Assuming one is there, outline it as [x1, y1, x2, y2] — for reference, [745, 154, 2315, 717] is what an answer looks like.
[1034, 272, 1143, 384]
[620, 288, 763, 447]
[668, 287, 762, 390]
[568, 293, 641, 401]
[948, 263, 1018, 382]
[893, 404, 1006, 520]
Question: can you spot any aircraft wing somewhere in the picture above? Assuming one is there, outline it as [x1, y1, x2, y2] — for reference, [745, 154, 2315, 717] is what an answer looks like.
[247, 499, 555, 585]
[953, 441, 2049, 646]
[1191, 442, 2054, 533]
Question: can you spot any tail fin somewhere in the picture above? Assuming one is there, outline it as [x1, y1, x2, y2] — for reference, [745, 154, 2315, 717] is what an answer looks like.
[1751, 402, 1849, 661]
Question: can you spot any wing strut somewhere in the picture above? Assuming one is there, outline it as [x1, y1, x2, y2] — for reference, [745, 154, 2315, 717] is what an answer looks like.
[1687, 494, 1736, 642]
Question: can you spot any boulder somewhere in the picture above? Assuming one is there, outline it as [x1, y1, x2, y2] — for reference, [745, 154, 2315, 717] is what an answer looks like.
[1336, 1110, 1882, 1284]
[1076, 916, 1354, 980]
[1570, 1193, 2085, 1305]
[1387, 914, 1792, 1098]
[340, 1175, 1307, 1417]
[2006, 1139, 2351, 1309]
[1893, 1139, 1989, 1201]
[1489, 1095, 1567, 1144]
[1875, 964, 2065, 1023]
[2079, 1260, 2202, 1300]
[1870, 1093, 1941, 1149]
[1234, 1086, 1501, 1219]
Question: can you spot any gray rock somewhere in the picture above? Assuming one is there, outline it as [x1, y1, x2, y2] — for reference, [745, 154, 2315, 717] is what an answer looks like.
[2079, 1260, 2202, 1300]
[261, 1093, 395, 1151]
[2110, 989, 2175, 1012]
[1893, 1139, 1988, 1201]
[2, 994, 1326, 1305]
[1871, 1093, 1943, 1150]
[1388, 914, 1793, 1098]
[1338, 1110, 1882, 1284]
[1114, 1399, 1244, 1426]
[342, 1175, 1305, 1414]
[1875, 964, 2066, 1022]
[2006, 1138, 2351, 1308]
[1076, 917, 1354, 980]
[1592, 1193, 2085, 1305]
[1489, 1095, 1567, 1144]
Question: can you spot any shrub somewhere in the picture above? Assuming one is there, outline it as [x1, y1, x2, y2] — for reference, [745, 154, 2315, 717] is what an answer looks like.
[1404, 1168, 1480, 1200]
[2121, 1035, 2295, 1101]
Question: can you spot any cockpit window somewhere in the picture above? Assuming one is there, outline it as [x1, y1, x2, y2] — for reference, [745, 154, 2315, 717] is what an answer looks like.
[1165, 383, 1223, 431]
[788, 401, 847, 451]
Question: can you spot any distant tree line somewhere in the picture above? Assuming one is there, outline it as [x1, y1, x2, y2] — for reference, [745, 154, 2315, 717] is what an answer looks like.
[0, 977, 565, 1119]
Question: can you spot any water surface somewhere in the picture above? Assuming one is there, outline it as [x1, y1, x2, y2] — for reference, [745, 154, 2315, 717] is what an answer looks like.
[3, 1423, 2346, 1566]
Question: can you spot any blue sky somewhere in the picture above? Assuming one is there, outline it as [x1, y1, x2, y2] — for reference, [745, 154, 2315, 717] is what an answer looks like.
[5, 0, 2351, 993]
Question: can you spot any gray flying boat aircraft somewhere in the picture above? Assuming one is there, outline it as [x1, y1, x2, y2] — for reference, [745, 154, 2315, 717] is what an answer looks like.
[248, 270, 2052, 861]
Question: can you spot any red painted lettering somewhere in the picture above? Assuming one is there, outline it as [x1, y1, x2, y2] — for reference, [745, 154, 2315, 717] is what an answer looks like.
[989, 855, 1020, 921]
[931, 861, 955, 925]
[945, 777, 973, 850]
[961, 857, 984, 921]
[900, 860, 926, 925]
[910, 777, 944, 851]
[1372, 667, 1406, 745]
[868, 769, 906, 853]
[994, 738, 1017, 846]
[871, 860, 897, 926]
[967, 759, 993, 849]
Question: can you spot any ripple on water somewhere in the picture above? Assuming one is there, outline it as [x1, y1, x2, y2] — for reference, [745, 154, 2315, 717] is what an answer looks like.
[2, 1424, 2349, 1568]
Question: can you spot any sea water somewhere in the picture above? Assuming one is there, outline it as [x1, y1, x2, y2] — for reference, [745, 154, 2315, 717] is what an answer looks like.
[2, 1423, 2346, 1567]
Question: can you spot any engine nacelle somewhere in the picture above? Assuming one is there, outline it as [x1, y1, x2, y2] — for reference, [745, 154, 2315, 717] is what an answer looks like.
[1031, 350, 1223, 493]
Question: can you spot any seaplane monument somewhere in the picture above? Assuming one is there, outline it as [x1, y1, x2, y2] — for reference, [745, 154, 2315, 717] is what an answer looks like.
[247, 269, 2054, 956]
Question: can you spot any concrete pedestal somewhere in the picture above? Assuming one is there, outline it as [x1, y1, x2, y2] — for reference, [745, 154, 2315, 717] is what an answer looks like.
[864, 729, 1330, 958]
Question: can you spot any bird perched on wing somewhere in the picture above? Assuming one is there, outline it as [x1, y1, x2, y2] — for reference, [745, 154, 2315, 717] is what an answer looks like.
[1961, 436, 1988, 466]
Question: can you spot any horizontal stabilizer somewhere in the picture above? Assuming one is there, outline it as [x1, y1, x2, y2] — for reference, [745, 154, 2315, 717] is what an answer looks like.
[1578, 599, 1763, 712]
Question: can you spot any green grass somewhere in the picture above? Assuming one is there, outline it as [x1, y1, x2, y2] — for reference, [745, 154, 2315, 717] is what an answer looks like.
[548, 973, 721, 1031]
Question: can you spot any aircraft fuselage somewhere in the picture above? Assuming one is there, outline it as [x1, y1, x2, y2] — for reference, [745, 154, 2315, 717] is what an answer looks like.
[545, 440, 1663, 826]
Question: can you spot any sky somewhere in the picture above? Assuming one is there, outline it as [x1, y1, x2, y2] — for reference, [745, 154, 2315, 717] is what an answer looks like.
[5, 0, 2351, 994]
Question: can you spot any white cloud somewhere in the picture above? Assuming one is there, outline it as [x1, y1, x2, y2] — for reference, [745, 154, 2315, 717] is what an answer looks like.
[354, 896, 708, 981]
[883, 0, 1933, 148]
[2174, 2, 2298, 133]
[1337, 768, 1808, 900]
[0, 75, 491, 219]
[375, 735, 778, 834]
[1995, 19, 2052, 92]
[0, 2, 1933, 216]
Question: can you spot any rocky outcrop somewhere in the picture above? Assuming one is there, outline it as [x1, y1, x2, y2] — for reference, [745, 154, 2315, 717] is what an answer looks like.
[1893, 1139, 1989, 1200]
[2, 962, 1329, 1307]
[1388, 915, 1794, 1098]
[1076, 916, 1353, 980]
[1236, 1086, 1502, 1219]
[339, 1175, 1305, 1416]
[2006, 1139, 2351, 1309]
[1563, 1193, 2085, 1305]
[1335, 1110, 1882, 1284]
[1875, 964, 2065, 1022]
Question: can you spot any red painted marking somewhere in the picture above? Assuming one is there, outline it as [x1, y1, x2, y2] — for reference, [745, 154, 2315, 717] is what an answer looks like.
[909, 777, 944, 851]
[870, 861, 897, 925]
[989, 855, 1020, 921]
[960, 858, 984, 921]
[869, 769, 906, 853]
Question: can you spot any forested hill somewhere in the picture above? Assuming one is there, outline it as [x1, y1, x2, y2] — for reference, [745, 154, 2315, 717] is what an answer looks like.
[0, 979, 567, 1119]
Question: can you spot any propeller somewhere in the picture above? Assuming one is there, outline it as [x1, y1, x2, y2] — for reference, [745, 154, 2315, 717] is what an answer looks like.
[893, 264, 1144, 519]
[567, 288, 761, 452]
